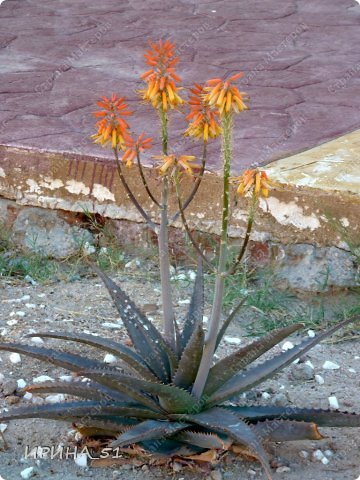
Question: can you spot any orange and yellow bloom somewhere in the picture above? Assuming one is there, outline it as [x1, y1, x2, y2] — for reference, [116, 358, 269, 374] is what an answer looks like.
[154, 154, 198, 176]
[204, 73, 248, 116]
[92, 94, 133, 148]
[234, 169, 272, 198]
[140, 39, 184, 111]
[122, 133, 153, 167]
[185, 83, 222, 142]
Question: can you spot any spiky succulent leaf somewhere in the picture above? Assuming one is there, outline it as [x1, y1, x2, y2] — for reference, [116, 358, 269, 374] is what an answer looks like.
[112, 420, 189, 448]
[253, 420, 324, 442]
[179, 258, 204, 353]
[207, 317, 358, 406]
[78, 369, 197, 414]
[224, 405, 360, 427]
[183, 407, 272, 480]
[215, 297, 247, 350]
[26, 331, 157, 381]
[175, 430, 233, 449]
[173, 323, 204, 390]
[204, 323, 304, 395]
[0, 401, 165, 423]
[0, 343, 110, 374]
[94, 266, 177, 380]
[24, 381, 133, 402]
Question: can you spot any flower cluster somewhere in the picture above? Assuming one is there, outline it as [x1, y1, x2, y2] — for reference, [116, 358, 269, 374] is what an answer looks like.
[91, 94, 133, 148]
[155, 154, 198, 176]
[204, 73, 248, 115]
[122, 133, 153, 167]
[184, 83, 222, 142]
[140, 39, 184, 111]
[234, 169, 272, 198]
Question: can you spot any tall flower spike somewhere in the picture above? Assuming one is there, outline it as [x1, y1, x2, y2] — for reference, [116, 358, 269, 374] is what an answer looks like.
[234, 169, 272, 198]
[185, 83, 222, 142]
[92, 94, 133, 149]
[140, 39, 184, 111]
[204, 73, 248, 116]
[122, 133, 153, 167]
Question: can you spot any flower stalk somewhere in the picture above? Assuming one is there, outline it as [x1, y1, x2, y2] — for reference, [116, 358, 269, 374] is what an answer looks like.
[192, 112, 232, 398]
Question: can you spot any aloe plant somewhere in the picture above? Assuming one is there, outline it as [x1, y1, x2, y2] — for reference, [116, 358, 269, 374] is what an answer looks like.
[0, 39, 359, 479]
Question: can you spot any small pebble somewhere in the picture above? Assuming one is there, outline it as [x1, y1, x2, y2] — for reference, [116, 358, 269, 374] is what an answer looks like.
[282, 341, 294, 351]
[315, 374, 325, 385]
[224, 336, 241, 345]
[262, 392, 271, 400]
[25, 304, 36, 309]
[348, 368, 356, 373]
[15, 311, 26, 317]
[307, 330, 316, 338]
[323, 360, 340, 370]
[45, 394, 65, 404]
[210, 471, 223, 480]
[6, 395, 20, 405]
[276, 466, 291, 473]
[313, 449, 325, 461]
[17, 379, 27, 389]
[59, 375, 73, 383]
[0, 423, 7, 433]
[33, 375, 54, 383]
[291, 363, 314, 381]
[299, 450, 309, 459]
[30, 337, 44, 345]
[1, 379, 17, 396]
[6, 319, 18, 326]
[20, 466, 35, 479]
[324, 449, 334, 457]
[104, 354, 117, 363]
[9, 353, 21, 364]
[271, 393, 288, 407]
[305, 360, 314, 369]
[24, 392, 33, 401]
[74, 453, 88, 468]
[178, 299, 190, 305]
[187, 270, 196, 281]
[328, 396, 339, 409]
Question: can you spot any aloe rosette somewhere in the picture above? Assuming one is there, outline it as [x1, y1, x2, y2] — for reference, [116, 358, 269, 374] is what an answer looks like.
[0, 265, 359, 480]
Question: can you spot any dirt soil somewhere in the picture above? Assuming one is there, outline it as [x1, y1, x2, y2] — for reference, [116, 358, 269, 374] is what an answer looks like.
[0, 272, 359, 480]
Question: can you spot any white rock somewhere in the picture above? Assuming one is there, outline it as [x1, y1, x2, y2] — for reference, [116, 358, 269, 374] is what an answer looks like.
[305, 360, 314, 369]
[328, 396, 339, 409]
[224, 336, 242, 345]
[83, 242, 96, 256]
[25, 303, 36, 309]
[74, 453, 88, 468]
[178, 299, 190, 305]
[202, 316, 209, 323]
[30, 337, 44, 345]
[104, 354, 117, 363]
[307, 329, 316, 338]
[102, 322, 123, 329]
[324, 449, 334, 457]
[313, 449, 325, 461]
[31, 396, 44, 405]
[348, 368, 356, 373]
[187, 270, 196, 281]
[323, 360, 340, 370]
[6, 319, 18, 326]
[24, 392, 33, 401]
[9, 353, 21, 364]
[0, 423, 7, 433]
[59, 375, 73, 383]
[21, 295, 31, 302]
[282, 341, 294, 351]
[33, 375, 54, 383]
[20, 467, 35, 479]
[15, 311, 26, 317]
[17, 379, 27, 389]
[37, 293, 46, 298]
[299, 450, 309, 459]
[321, 456, 329, 465]
[315, 374, 325, 385]
[262, 392, 271, 400]
[45, 394, 65, 404]
[355, 356, 360, 360]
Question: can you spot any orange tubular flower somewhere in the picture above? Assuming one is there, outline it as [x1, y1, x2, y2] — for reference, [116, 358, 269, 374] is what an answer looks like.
[140, 39, 184, 111]
[154, 154, 198, 176]
[204, 73, 248, 116]
[92, 94, 133, 149]
[234, 169, 272, 198]
[122, 133, 153, 167]
[185, 83, 222, 142]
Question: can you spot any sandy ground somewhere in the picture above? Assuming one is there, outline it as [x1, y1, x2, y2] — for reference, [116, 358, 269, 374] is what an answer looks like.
[0, 272, 360, 480]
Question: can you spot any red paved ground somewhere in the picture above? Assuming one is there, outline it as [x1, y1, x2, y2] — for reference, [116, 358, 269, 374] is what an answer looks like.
[0, 0, 359, 173]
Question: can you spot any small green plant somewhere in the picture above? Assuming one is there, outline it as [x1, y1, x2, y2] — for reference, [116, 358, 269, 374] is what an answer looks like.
[0, 39, 359, 479]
